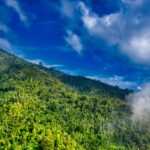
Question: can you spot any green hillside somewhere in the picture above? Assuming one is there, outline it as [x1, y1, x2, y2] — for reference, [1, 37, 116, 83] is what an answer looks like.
[38, 67, 131, 99]
[0, 49, 150, 150]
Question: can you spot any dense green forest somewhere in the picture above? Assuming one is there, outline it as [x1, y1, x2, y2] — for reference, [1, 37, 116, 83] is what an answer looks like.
[0, 49, 150, 150]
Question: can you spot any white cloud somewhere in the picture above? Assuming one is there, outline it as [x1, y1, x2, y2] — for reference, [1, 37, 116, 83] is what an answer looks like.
[25, 58, 63, 69]
[78, 1, 150, 64]
[79, 2, 120, 30]
[48, 64, 63, 68]
[87, 75, 136, 89]
[65, 30, 83, 53]
[59, 0, 76, 18]
[0, 23, 12, 52]
[25, 59, 44, 65]
[78, 2, 121, 44]
[78, 2, 98, 30]
[0, 38, 12, 51]
[122, 31, 150, 63]
[126, 83, 150, 123]
[5, 0, 28, 24]
[59, 68, 78, 76]
[78, 1, 98, 29]
[122, 0, 144, 7]
[0, 24, 9, 32]
[101, 13, 120, 27]
[82, 14, 98, 30]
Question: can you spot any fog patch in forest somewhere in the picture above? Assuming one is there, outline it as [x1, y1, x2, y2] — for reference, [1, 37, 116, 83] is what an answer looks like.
[126, 83, 150, 123]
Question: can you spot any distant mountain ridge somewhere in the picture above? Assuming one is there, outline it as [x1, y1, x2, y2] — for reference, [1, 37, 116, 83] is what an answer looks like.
[0, 49, 131, 99]
[43, 68, 131, 99]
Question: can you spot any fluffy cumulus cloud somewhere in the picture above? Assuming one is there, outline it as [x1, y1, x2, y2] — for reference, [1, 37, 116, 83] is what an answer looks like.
[126, 83, 150, 123]
[78, 2, 121, 44]
[58, 0, 150, 64]
[78, 2, 98, 30]
[79, 0, 150, 64]
[5, 0, 28, 24]
[122, 31, 150, 63]
[87, 75, 136, 89]
[65, 30, 83, 53]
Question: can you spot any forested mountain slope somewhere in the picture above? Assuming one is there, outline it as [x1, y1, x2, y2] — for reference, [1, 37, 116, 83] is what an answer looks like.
[0, 49, 150, 150]
[0, 49, 130, 99]
[30, 60, 131, 100]
[39, 67, 131, 99]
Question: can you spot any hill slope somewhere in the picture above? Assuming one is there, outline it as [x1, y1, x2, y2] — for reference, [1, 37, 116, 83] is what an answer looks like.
[39, 67, 131, 99]
[0, 49, 130, 99]
[0, 49, 150, 150]
[28, 58, 131, 100]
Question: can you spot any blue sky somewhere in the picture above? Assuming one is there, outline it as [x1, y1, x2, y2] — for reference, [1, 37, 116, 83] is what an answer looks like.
[0, 0, 150, 89]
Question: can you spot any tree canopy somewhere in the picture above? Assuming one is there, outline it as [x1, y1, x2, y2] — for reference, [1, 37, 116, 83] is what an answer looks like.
[0, 49, 150, 150]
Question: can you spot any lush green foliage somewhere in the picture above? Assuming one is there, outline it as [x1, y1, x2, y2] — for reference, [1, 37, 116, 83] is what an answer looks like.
[38, 66, 131, 100]
[0, 50, 150, 150]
